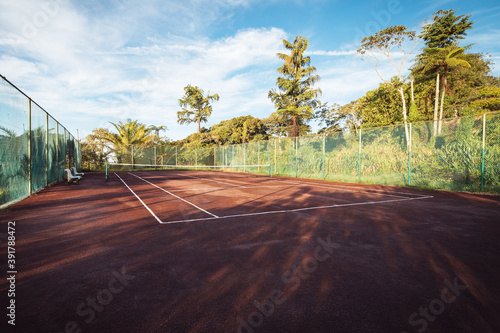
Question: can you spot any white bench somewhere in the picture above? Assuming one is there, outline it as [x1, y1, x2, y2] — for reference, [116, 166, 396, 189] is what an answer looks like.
[65, 169, 82, 184]
[71, 167, 84, 179]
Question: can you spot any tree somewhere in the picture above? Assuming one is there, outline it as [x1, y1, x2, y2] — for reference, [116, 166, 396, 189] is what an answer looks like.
[471, 86, 500, 111]
[177, 85, 219, 134]
[418, 45, 471, 133]
[268, 35, 321, 137]
[357, 25, 420, 142]
[107, 119, 156, 147]
[315, 102, 363, 133]
[149, 125, 168, 144]
[415, 9, 474, 134]
[421, 9, 473, 48]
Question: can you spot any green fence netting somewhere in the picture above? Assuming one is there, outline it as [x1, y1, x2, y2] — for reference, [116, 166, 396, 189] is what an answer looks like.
[112, 111, 500, 194]
[0, 76, 81, 208]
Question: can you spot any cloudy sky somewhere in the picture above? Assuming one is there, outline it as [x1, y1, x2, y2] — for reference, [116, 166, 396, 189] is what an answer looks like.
[1, 0, 499, 141]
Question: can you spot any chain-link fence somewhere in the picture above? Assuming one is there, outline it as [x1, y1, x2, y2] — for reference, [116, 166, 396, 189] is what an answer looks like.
[112, 111, 500, 194]
[0, 75, 81, 208]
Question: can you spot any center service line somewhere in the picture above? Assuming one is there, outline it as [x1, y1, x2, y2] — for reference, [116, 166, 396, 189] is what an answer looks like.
[128, 172, 219, 218]
[114, 173, 163, 223]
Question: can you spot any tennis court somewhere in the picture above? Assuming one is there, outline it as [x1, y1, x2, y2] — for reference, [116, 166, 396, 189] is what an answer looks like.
[1, 170, 500, 332]
[108, 167, 434, 225]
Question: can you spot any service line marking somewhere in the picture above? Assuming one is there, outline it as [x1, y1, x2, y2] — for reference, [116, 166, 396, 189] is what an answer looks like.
[128, 172, 219, 218]
[115, 172, 434, 226]
[159, 195, 434, 224]
[114, 173, 163, 223]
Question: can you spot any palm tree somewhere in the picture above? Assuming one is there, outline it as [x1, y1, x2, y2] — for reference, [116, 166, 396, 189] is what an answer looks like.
[268, 35, 321, 137]
[419, 45, 471, 133]
[177, 85, 219, 134]
[149, 125, 168, 144]
[106, 119, 156, 162]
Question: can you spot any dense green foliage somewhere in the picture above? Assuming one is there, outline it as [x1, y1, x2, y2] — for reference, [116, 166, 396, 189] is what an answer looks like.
[173, 115, 268, 147]
[177, 85, 220, 134]
[81, 8, 500, 195]
[268, 36, 322, 137]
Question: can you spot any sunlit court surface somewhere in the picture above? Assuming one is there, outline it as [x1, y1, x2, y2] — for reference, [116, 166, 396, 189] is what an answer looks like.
[2, 170, 500, 333]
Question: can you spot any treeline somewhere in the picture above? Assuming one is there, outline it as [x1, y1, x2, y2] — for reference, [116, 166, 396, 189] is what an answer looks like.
[82, 8, 500, 169]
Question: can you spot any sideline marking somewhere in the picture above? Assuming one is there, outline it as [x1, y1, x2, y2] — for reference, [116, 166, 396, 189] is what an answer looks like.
[128, 172, 219, 218]
[114, 173, 162, 223]
[285, 179, 430, 197]
[159, 195, 434, 224]
[281, 179, 422, 199]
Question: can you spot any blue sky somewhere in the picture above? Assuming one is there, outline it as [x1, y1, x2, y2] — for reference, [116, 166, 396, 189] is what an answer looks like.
[1, 0, 499, 141]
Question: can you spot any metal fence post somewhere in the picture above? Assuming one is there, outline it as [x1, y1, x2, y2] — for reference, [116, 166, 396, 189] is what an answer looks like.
[28, 98, 32, 195]
[358, 128, 362, 183]
[481, 114, 486, 191]
[258, 141, 260, 173]
[408, 123, 412, 186]
[46, 113, 49, 186]
[295, 137, 298, 178]
[274, 138, 277, 175]
[323, 134, 326, 179]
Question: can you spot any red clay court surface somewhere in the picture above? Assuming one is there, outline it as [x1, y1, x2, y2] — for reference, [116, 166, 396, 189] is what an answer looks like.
[1, 170, 500, 333]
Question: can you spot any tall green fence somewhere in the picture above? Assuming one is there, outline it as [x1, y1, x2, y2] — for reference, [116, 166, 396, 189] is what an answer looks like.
[115, 111, 500, 194]
[0, 75, 81, 208]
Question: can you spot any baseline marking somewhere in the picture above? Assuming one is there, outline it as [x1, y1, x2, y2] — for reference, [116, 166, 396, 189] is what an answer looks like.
[159, 195, 434, 224]
[128, 172, 219, 218]
[114, 173, 162, 223]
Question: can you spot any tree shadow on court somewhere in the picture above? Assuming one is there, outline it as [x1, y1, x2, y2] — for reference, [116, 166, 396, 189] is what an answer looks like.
[1, 174, 500, 333]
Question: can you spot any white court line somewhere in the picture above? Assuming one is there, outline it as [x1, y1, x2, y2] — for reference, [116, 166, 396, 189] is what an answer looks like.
[284, 179, 430, 197]
[114, 173, 163, 223]
[159, 195, 434, 224]
[175, 173, 241, 186]
[167, 184, 295, 192]
[281, 180, 412, 199]
[128, 172, 219, 218]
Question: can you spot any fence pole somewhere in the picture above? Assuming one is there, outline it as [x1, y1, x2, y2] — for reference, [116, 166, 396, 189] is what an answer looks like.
[175, 146, 178, 166]
[323, 134, 326, 179]
[258, 141, 260, 173]
[481, 114, 486, 191]
[131, 145, 134, 167]
[274, 139, 277, 175]
[28, 99, 32, 195]
[358, 128, 362, 183]
[46, 113, 49, 186]
[295, 137, 298, 178]
[408, 123, 412, 186]
[56, 123, 59, 181]
[154, 146, 157, 170]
